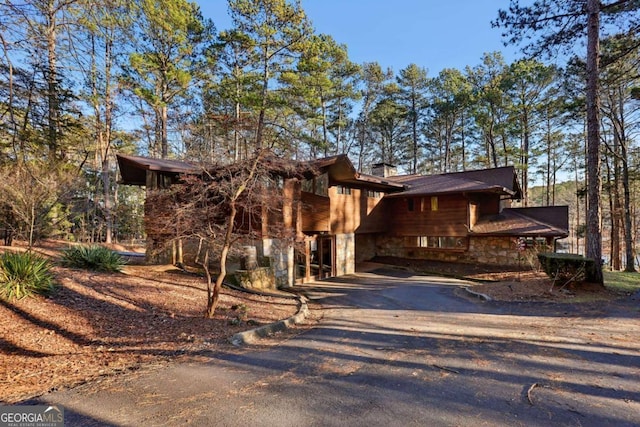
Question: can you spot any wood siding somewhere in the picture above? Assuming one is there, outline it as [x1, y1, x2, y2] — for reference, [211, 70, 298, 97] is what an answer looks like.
[357, 194, 389, 233]
[329, 186, 360, 234]
[301, 192, 330, 232]
[476, 194, 501, 216]
[328, 187, 388, 234]
[387, 194, 469, 236]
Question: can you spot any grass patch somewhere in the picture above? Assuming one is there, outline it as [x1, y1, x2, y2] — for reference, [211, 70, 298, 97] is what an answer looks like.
[0, 251, 55, 299]
[60, 245, 126, 272]
[604, 271, 640, 293]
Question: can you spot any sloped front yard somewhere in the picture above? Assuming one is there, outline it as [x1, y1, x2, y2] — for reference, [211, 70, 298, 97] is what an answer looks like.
[0, 263, 299, 403]
[3, 250, 636, 404]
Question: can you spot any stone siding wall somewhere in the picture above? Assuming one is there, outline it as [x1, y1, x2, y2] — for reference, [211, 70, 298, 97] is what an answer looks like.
[261, 238, 295, 288]
[355, 234, 377, 262]
[467, 236, 520, 265]
[335, 233, 355, 275]
[376, 235, 465, 262]
[373, 234, 535, 266]
[375, 236, 409, 258]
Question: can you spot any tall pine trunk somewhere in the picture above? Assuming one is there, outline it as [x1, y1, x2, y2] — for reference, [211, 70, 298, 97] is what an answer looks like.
[161, 104, 168, 158]
[255, 54, 269, 149]
[616, 87, 636, 272]
[46, 0, 59, 160]
[605, 156, 621, 270]
[612, 128, 622, 271]
[585, 0, 604, 284]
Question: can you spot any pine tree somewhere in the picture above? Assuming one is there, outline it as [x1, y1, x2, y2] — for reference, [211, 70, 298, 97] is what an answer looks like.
[123, 0, 213, 158]
[397, 64, 428, 174]
[495, 0, 640, 283]
[228, 0, 312, 150]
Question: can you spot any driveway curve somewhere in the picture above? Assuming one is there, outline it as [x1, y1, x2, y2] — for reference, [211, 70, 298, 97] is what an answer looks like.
[34, 267, 640, 426]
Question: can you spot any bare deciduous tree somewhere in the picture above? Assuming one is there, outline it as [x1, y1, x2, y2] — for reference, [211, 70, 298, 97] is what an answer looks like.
[145, 149, 312, 317]
[0, 162, 76, 246]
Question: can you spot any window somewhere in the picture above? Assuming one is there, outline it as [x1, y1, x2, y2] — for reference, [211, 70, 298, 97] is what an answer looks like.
[419, 197, 438, 212]
[336, 185, 352, 195]
[415, 236, 466, 249]
[523, 237, 550, 249]
[158, 174, 175, 189]
[302, 173, 329, 196]
[302, 178, 314, 193]
[367, 190, 382, 198]
[407, 198, 414, 211]
[316, 174, 328, 195]
[273, 175, 284, 189]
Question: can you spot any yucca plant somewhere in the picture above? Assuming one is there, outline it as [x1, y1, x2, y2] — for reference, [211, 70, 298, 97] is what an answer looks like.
[0, 251, 55, 300]
[60, 246, 126, 272]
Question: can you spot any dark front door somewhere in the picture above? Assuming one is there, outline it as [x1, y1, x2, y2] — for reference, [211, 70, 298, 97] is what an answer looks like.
[296, 235, 335, 283]
[318, 236, 334, 279]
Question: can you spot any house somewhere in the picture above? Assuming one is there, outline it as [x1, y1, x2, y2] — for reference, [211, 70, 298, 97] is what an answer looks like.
[117, 154, 569, 287]
[365, 165, 568, 266]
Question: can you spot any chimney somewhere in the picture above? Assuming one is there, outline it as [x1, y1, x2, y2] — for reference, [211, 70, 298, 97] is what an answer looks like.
[371, 162, 397, 177]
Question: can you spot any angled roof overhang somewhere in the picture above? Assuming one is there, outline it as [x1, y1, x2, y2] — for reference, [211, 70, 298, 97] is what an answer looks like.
[307, 155, 406, 193]
[337, 173, 406, 192]
[383, 166, 522, 199]
[470, 207, 569, 238]
[117, 154, 198, 186]
[383, 177, 516, 198]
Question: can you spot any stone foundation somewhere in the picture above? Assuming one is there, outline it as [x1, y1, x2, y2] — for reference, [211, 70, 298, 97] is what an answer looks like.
[355, 234, 377, 263]
[374, 236, 403, 259]
[372, 234, 541, 267]
[467, 236, 519, 265]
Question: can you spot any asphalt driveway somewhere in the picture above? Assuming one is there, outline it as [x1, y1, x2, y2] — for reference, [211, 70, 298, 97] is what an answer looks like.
[33, 268, 640, 426]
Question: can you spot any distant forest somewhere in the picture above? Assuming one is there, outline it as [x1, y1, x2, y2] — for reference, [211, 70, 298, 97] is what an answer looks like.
[0, 0, 638, 270]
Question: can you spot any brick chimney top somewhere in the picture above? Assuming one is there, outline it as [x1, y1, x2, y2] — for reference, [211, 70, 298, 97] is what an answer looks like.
[371, 162, 397, 177]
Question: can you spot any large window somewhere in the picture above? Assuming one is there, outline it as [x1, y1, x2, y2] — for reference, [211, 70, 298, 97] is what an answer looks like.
[302, 173, 329, 196]
[415, 236, 467, 249]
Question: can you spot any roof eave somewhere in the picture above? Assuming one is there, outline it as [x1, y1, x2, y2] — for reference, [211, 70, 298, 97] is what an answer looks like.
[469, 230, 568, 238]
[385, 186, 514, 198]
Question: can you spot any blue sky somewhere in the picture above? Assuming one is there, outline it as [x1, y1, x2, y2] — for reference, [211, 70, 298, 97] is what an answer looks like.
[196, 0, 522, 75]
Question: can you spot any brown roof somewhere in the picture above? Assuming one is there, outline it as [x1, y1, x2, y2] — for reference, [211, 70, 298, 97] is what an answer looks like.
[471, 207, 569, 238]
[117, 154, 522, 199]
[117, 154, 198, 186]
[510, 206, 569, 231]
[306, 155, 356, 181]
[339, 173, 406, 192]
[307, 155, 405, 192]
[385, 166, 522, 198]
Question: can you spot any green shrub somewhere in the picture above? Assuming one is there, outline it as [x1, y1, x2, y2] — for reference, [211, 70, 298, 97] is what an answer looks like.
[60, 246, 125, 272]
[0, 251, 55, 299]
[537, 252, 598, 283]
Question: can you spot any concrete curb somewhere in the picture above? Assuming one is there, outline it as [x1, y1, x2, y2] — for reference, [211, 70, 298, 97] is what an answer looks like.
[229, 295, 310, 346]
[464, 287, 493, 302]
